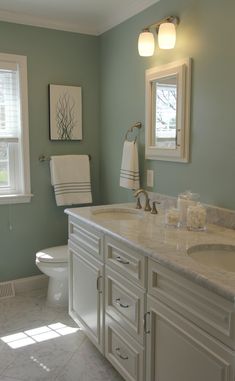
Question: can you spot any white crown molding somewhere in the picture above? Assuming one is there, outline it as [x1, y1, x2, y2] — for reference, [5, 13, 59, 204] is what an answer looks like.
[0, 9, 98, 35]
[0, 0, 160, 35]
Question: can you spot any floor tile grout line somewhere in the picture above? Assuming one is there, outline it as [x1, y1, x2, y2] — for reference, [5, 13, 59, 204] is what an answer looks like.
[51, 337, 85, 381]
[0, 289, 124, 381]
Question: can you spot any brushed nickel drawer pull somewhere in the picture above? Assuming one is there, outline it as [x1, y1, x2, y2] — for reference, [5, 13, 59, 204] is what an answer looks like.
[116, 256, 129, 265]
[115, 298, 130, 309]
[96, 275, 102, 294]
[115, 347, 129, 360]
[144, 311, 151, 334]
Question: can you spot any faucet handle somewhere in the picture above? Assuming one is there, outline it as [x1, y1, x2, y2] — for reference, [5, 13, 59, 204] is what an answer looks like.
[145, 197, 151, 212]
[135, 197, 142, 209]
[151, 201, 160, 214]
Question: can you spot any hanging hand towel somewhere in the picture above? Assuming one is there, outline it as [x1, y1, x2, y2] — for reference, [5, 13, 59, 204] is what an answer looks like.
[50, 155, 92, 206]
[120, 140, 140, 190]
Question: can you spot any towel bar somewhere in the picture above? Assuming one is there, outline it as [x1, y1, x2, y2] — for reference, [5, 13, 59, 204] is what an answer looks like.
[39, 154, 91, 162]
[124, 122, 142, 142]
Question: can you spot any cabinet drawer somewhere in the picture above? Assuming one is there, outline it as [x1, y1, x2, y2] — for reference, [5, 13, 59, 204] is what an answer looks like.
[105, 316, 144, 381]
[69, 216, 103, 261]
[105, 267, 145, 344]
[105, 236, 146, 288]
[148, 259, 235, 350]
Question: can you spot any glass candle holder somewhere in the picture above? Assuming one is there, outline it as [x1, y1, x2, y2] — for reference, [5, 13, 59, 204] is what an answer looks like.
[187, 203, 207, 231]
[165, 208, 180, 228]
[177, 191, 200, 227]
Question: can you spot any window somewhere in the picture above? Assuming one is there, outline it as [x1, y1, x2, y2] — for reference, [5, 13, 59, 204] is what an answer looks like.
[0, 53, 31, 204]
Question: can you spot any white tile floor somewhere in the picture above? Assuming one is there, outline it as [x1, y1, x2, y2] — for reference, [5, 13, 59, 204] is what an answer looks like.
[0, 289, 124, 381]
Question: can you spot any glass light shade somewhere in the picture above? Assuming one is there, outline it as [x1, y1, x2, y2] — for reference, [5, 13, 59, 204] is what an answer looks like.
[158, 22, 176, 49]
[138, 31, 155, 57]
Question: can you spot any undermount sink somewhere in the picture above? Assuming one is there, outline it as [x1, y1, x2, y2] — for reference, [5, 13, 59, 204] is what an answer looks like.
[91, 207, 143, 220]
[187, 244, 235, 272]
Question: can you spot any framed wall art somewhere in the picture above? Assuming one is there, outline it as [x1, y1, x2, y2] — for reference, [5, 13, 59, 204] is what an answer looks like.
[49, 84, 82, 140]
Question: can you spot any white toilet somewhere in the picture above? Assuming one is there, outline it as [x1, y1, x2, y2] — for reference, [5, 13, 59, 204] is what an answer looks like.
[35, 245, 68, 307]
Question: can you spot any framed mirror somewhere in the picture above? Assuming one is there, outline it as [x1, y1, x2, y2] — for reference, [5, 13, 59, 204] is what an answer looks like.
[145, 58, 191, 162]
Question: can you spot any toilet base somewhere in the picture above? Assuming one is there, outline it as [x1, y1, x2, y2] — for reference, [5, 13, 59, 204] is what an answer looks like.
[46, 277, 68, 307]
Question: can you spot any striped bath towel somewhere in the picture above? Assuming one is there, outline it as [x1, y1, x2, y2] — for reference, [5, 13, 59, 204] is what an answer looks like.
[120, 140, 140, 190]
[50, 155, 92, 206]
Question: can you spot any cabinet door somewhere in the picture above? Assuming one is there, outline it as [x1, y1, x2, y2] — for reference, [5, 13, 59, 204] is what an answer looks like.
[69, 243, 104, 353]
[148, 259, 235, 350]
[146, 295, 234, 381]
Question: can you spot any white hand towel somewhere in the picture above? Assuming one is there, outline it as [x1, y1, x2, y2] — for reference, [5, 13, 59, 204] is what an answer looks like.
[50, 155, 92, 206]
[120, 140, 140, 190]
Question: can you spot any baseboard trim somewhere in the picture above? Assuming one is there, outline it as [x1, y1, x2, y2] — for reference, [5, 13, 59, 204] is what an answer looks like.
[14, 274, 48, 294]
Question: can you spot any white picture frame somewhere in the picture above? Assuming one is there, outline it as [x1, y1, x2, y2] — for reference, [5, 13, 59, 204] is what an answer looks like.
[49, 84, 82, 140]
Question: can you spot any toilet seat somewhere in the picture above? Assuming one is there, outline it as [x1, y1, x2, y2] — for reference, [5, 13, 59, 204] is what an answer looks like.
[36, 245, 68, 263]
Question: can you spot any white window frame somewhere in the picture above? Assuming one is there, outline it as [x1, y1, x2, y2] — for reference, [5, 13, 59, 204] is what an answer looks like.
[0, 53, 32, 204]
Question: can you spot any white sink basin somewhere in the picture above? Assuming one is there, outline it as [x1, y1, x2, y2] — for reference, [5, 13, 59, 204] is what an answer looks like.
[187, 244, 235, 272]
[91, 207, 143, 221]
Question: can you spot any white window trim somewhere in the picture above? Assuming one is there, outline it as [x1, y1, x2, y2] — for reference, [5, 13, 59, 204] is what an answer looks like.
[0, 194, 32, 204]
[0, 53, 32, 204]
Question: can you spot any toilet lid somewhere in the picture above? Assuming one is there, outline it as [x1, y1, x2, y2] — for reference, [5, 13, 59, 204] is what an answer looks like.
[36, 245, 68, 263]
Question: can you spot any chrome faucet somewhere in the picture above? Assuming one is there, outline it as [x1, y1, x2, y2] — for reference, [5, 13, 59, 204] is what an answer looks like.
[133, 189, 151, 211]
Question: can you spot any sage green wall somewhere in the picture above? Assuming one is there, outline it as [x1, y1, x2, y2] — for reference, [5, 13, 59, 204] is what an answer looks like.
[0, 22, 100, 282]
[100, 0, 235, 210]
[1, 0, 235, 282]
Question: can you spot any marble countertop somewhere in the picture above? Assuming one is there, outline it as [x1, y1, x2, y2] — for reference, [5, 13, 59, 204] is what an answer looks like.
[65, 203, 235, 303]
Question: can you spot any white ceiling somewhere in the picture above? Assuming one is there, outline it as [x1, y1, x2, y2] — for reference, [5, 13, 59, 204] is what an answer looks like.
[0, 0, 160, 35]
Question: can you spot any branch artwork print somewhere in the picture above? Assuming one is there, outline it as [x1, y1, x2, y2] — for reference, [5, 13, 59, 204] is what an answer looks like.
[56, 92, 76, 140]
[49, 85, 82, 141]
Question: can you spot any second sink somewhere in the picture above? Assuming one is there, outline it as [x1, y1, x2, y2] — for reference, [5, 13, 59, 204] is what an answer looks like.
[187, 244, 235, 272]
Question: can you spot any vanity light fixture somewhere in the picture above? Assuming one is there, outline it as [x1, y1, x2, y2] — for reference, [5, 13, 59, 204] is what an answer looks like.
[138, 29, 155, 57]
[138, 16, 179, 57]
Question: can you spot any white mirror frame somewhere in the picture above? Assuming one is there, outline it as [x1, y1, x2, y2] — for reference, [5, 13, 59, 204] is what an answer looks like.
[145, 57, 191, 162]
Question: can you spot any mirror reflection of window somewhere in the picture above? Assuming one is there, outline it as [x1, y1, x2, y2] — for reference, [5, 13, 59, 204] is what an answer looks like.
[145, 58, 191, 162]
[153, 75, 177, 149]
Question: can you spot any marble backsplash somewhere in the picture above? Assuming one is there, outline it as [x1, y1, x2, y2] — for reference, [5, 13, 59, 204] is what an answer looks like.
[148, 192, 235, 230]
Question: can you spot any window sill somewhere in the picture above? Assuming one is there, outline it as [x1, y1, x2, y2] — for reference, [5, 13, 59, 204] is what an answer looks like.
[0, 194, 33, 205]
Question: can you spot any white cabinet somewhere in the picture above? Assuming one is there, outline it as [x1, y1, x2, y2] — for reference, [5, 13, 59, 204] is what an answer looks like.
[104, 236, 146, 381]
[105, 315, 145, 381]
[105, 267, 145, 345]
[146, 259, 235, 381]
[105, 236, 146, 288]
[68, 216, 103, 261]
[67, 212, 235, 381]
[146, 295, 234, 381]
[69, 242, 104, 353]
[148, 260, 235, 350]
[68, 218, 104, 354]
